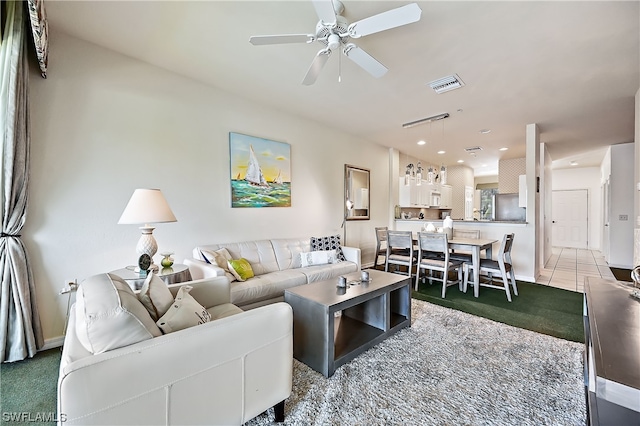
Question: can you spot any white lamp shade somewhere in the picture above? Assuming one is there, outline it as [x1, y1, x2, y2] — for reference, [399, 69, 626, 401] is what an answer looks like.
[118, 189, 177, 225]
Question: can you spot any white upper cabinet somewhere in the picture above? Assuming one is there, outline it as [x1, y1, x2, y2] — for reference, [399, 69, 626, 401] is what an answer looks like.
[518, 175, 527, 208]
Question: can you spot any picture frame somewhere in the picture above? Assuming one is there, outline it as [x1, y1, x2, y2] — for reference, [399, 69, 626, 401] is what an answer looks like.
[229, 132, 291, 208]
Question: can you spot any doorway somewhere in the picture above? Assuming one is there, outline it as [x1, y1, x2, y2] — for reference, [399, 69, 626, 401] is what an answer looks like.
[551, 189, 588, 249]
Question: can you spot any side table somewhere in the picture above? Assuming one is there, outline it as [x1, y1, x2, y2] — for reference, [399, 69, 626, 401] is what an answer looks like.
[109, 264, 192, 291]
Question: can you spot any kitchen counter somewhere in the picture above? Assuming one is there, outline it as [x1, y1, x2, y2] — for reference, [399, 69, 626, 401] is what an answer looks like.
[395, 219, 527, 225]
[394, 219, 534, 281]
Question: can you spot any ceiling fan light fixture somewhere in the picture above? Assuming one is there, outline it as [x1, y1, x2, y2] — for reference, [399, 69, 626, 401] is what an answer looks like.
[327, 34, 341, 50]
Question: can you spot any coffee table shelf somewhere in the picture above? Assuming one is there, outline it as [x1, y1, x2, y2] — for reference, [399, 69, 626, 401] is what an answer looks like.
[334, 316, 383, 362]
[285, 270, 411, 377]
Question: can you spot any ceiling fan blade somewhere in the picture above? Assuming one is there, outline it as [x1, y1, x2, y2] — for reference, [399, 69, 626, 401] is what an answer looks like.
[249, 34, 314, 45]
[312, 0, 337, 25]
[347, 3, 422, 38]
[302, 49, 331, 85]
[343, 44, 388, 78]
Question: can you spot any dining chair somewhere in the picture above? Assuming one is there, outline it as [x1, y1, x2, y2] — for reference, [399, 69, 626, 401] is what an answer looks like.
[449, 229, 480, 263]
[373, 227, 388, 270]
[415, 232, 464, 297]
[463, 233, 518, 302]
[385, 230, 416, 277]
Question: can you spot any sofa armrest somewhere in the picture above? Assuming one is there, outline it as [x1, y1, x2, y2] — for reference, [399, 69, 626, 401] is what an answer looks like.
[58, 302, 293, 425]
[183, 258, 225, 280]
[342, 246, 361, 270]
[167, 276, 231, 308]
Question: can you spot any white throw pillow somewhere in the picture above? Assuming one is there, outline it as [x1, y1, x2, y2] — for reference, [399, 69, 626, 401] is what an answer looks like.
[300, 249, 337, 267]
[201, 248, 236, 282]
[75, 273, 162, 354]
[156, 285, 211, 334]
[138, 273, 174, 321]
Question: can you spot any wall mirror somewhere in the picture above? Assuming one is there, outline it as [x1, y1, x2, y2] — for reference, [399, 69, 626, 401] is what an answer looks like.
[345, 164, 370, 220]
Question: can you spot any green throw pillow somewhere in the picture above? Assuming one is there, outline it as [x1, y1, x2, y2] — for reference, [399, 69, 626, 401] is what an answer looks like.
[227, 258, 254, 281]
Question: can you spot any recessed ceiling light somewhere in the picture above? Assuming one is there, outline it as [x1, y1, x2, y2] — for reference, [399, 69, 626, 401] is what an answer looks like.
[417, 140, 426, 145]
[479, 129, 491, 134]
[457, 160, 464, 163]
[481, 164, 487, 167]
[499, 147, 508, 151]
[570, 161, 578, 166]
[437, 150, 445, 154]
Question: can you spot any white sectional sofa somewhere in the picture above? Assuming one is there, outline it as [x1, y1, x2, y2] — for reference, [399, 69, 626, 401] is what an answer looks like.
[58, 273, 292, 425]
[184, 237, 361, 310]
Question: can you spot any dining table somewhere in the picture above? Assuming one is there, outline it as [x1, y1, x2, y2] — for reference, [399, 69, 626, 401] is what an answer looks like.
[412, 233, 498, 298]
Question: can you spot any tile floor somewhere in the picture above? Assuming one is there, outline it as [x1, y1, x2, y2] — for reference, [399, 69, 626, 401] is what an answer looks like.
[536, 247, 616, 293]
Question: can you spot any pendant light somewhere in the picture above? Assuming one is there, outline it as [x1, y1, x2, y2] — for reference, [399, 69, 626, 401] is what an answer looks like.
[427, 165, 434, 184]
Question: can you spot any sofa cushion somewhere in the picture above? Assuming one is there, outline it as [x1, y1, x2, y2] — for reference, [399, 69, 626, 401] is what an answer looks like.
[300, 261, 359, 283]
[310, 235, 347, 261]
[198, 240, 279, 275]
[271, 238, 311, 270]
[138, 273, 174, 321]
[207, 303, 244, 321]
[228, 258, 255, 281]
[300, 249, 337, 267]
[230, 269, 307, 307]
[75, 273, 162, 354]
[156, 286, 211, 334]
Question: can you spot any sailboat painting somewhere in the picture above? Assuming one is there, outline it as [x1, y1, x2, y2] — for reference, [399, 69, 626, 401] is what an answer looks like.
[229, 132, 291, 208]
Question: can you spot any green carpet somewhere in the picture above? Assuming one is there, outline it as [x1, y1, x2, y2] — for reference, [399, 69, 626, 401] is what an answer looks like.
[412, 279, 585, 343]
[0, 348, 61, 425]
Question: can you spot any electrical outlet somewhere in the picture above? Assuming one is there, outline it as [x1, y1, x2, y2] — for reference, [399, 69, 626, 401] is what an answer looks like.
[619, 214, 629, 221]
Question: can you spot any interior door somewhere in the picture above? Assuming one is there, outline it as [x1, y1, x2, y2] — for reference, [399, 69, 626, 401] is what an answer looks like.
[551, 189, 588, 249]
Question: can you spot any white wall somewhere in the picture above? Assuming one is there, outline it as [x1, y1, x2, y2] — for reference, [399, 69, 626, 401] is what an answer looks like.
[635, 88, 640, 268]
[552, 167, 602, 251]
[608, 143, 635, 268]
[540, 143, 553, 267]
[525, 124, 540, 281]
[27, 32, 391, 344]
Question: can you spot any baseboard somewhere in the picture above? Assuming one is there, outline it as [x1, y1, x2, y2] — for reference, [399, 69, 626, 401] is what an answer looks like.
[608, 263, 632, 270]
[41, 336, 64, 351]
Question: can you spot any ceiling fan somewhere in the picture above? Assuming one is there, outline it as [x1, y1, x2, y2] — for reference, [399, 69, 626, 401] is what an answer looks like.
[249, 0, 422, 85]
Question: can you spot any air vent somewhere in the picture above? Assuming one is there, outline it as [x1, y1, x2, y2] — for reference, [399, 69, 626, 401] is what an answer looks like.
[428, 74, 465, 94]
[464, 146, 483, 153]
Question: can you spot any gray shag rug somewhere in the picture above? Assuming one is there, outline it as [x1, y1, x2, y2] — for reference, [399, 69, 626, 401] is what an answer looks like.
[247, 299, 585, 426]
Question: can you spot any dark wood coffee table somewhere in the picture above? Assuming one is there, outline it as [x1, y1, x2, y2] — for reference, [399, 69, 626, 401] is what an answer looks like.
[284, 269, 411, 377]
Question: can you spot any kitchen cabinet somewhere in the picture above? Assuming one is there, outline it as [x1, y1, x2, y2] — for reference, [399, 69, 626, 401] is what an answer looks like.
[399, 181, 421, 206]
[399, 181, 443, 208]
[518, 175, 527, 208]
[440, 185, 453, 209]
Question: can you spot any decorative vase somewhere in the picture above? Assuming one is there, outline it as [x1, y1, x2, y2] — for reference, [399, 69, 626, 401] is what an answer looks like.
[160, 252, 174, 268]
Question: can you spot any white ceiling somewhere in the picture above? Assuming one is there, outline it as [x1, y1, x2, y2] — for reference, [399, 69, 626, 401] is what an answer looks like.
[45, 1, 639, 176]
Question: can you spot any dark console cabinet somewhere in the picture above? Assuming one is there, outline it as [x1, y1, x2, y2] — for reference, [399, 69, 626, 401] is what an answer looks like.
[583, 278, 640, 425]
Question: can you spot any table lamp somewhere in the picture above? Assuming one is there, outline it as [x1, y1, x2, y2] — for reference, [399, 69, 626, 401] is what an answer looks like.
[118, 188, 177, 271]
